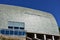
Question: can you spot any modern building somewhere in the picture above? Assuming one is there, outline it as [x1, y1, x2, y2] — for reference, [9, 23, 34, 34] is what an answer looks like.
[0, 4, 60, 40]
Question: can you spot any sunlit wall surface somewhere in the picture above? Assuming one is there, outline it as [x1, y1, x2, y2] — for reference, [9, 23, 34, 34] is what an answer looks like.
[0, 4, 59, 36]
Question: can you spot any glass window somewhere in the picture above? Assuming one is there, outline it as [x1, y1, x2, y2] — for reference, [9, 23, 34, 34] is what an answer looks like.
[22, 31, 26, 35]
[8, 21, 25, 30]
[19, 31, 22, 35]
[0, 30, 1, 34]
[14, 31, 18, 35]
[10, 30, 13, 35]
[5, 30, 9, 35]
[8, 26, 13, 29]
[19, 31, 26, 35]
[1, 29, 5, 34]
[14, 27, 19, 29]
[20, 27, 24, 30]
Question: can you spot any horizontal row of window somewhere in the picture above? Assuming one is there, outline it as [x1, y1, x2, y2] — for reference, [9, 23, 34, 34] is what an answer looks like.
[8, 21, 25, 28]
[0, 29, 26, 36]
[8, 26, 24, 30]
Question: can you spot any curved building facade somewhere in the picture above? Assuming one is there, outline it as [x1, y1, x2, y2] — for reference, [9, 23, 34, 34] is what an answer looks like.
[0, 4, 60, 40]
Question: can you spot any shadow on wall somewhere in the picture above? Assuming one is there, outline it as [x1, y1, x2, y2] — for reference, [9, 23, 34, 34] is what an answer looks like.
[59, 27, 60, 34]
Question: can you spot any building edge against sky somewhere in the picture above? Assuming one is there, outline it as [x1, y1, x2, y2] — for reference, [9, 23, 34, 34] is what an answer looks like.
[0, 4, 59, 36]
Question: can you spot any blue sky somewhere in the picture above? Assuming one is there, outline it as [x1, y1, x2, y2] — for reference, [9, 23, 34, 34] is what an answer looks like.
[0, 0, 60, 27]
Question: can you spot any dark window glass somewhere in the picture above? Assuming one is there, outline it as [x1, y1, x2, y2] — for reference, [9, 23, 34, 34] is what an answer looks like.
[10, 30, 13, 35]
[19, 31, 22, 35]
[14, 27, 19, 29]
[22, 31, 26, 35]
[1, 29, 5, 34]
[20, 27, 24, 30]
[14, 31, 18, 35]
[8, 26, 13, 29]
[5, 30, 9, 35]
[0, 30, 1, 34]
[19, 31, 26, 35]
